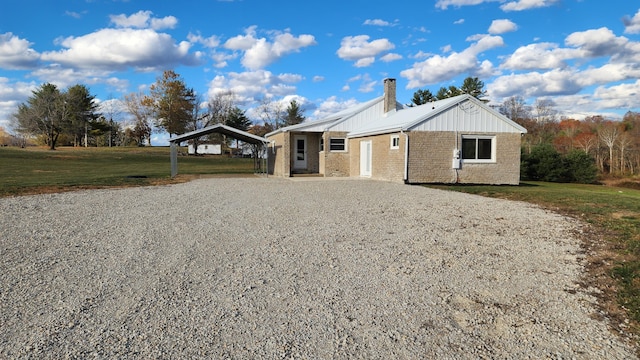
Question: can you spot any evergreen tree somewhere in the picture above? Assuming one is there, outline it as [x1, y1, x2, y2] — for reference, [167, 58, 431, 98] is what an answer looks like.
[436, 86, 450, 100]
[459, 77, 486, 99]
[411, 89, 436, 106]
[226, 107, 251, 131]
[13, 83, 98, 150]
[283, 100, 305, 127]
[67, 84, 100, 147]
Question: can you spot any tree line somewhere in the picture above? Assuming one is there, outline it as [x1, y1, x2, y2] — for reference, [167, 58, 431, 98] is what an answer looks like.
[11, 70, 306, 153]
[12, 71, 638, 181]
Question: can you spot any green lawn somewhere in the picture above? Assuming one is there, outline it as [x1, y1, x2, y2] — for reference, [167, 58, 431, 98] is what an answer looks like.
[0, 146, 255, 196]
[427, 181, 640, 340]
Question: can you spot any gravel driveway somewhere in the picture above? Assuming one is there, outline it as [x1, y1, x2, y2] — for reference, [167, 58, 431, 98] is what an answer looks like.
[0, 177, 636, 359]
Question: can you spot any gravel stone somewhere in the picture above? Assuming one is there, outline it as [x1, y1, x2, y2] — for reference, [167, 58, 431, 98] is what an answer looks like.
[0, 177, 636, 359]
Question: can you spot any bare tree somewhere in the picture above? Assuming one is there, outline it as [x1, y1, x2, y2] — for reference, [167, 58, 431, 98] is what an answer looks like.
[574, 131, 598, 155]
[257, 97, 285, 129]
[100, 95, 123, 147]
[123, 92, 153, 146]
[533, 98, 558, 123]
[184, 92, 209, 155]
[205, 90, 237, 150]
[206, 90, 236, 124]
[618, 132, 633, 175]
[499, 96, 530, 122]
[598, 122, 620, 174]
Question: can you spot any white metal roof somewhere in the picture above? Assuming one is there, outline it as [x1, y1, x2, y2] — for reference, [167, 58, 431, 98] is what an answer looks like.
[169, 123, 269, 144]
[347, 94, 527, 138]
[265, 93, 527, 139]
[265, 96, 384, 136]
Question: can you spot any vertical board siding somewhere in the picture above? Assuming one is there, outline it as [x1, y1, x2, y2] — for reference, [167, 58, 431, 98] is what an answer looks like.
[332, 101, 384, 132]
[411, 100, 518, 133]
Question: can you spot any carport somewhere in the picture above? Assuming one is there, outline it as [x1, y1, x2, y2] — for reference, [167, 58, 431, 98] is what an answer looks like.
[168, 124, 270, 178]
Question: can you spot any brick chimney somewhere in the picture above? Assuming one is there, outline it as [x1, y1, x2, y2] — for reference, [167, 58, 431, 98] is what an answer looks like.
[383, 78, 396, 113]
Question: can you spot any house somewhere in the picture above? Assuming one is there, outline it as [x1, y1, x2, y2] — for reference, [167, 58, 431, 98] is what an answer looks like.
[188, 144, 222, 155]
[266, 78, 527, 185]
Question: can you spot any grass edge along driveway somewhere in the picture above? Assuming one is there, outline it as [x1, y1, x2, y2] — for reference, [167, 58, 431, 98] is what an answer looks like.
[426, 181, 640, 352]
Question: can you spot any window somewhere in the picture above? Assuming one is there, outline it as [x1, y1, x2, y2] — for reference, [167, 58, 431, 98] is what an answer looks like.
[461, 136, 495, 162]
[329, 138, 346, 151]
[390, 135, 400, 149]
[319, 137, 324, 152]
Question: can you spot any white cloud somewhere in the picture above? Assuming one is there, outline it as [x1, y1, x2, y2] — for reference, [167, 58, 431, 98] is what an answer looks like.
[0, 33, 40, 70]
[435, 0, 558, 11]
[363, 19, 395, 27]
[500, 0, 558, 12]
[565, 27, 628, 58]
[65, 11, 84, 19]
[435, 0, 495, 10]
[501, 27, 640, 71]
[489, 62, 640, 100]
[109, 10, 177, 30]
[488, 19, 518, 34]
[500, 42, 578, 70]
[411, 50, 433, 59]
[206, 70, 303, 104]
[593, 80, 640, 109]
[29, 65, 115, 90]
[211, 51, 238, 68]
[380, 53, 403, 62]
[358, 74, 377, 92]
[336, 35, 395, 67]
[0, 78, 37, 130]
[577, 63, 640, 87]
[623, 9, 640, 34]
[454, 19, 465, 25]
[41, 29, 201, 71]
[224, 26, 316, 70]
[354, 57, 376, 67]
[188, 33, 221, 48]
[312, 76, 324, 82]
[340, 73, 378, 94]
[312, 96, 360, 120]
[400, 35, 504, 88]
[488, 68, 582, 98]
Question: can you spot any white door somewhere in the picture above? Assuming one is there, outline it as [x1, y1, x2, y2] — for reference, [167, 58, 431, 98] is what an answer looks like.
[293, 135, 307, 169]
[360, 140, 372, 177]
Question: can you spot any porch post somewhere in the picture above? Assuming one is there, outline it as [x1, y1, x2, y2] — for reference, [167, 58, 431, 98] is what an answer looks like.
[170, 141, 178, 177]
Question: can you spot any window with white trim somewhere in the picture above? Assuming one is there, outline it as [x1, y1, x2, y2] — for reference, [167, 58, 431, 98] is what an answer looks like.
[329, 137, 346, 151]
[390, 135, 400, 149]
[461, 135, 495, 162]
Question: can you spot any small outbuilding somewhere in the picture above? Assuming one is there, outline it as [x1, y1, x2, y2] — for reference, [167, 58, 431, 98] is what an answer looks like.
[266, 78, 527, 185]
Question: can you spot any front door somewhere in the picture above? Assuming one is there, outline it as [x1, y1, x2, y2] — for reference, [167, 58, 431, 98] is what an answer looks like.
[293, 135, 307, 170]
[360, 140, 372, 177]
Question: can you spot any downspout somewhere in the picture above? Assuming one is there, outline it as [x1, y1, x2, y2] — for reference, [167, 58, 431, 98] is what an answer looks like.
[402, 130, 409, 183]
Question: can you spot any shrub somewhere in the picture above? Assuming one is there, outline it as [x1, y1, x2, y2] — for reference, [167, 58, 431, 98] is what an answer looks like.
[521, 144, 596, 184]
[521, 143, 569, 182]
[565, 150, 597, 184]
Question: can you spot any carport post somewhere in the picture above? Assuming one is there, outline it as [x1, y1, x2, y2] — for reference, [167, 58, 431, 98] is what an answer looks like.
[170, 141, 178, 177]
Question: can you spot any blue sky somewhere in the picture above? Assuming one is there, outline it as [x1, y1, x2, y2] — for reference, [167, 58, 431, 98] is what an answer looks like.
[1, 0, 639, 145]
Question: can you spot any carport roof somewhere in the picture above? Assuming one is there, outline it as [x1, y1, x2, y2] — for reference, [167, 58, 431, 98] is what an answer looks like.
[169, 123, 269, 144]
